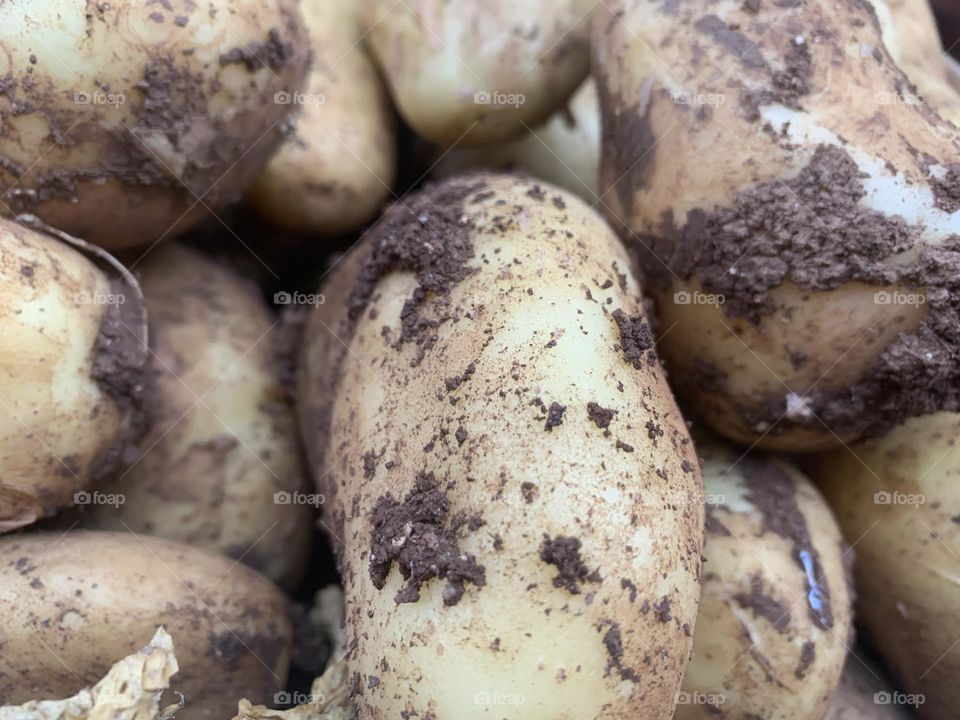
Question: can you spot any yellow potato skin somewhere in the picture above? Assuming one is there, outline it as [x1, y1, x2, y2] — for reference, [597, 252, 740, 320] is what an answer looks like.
[0, 531, 292, 718]
[0, 218, 142, 532]
[814, 412, 960, 720]
[0, 0, 308, 249]
[82, 244, 312, 589]
[249, 0, 397, 235]
[298, 173, 704, 719]
[677, 442, 852, 720]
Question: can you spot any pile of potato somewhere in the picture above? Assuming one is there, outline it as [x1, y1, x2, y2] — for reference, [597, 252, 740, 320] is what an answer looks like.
[0, 0, 958, 718]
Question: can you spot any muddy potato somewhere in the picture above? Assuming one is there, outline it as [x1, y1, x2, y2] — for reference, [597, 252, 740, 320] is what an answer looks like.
[595, 0, 960, 451]
[676, 441, 852, 719]
[0, 531, 292, 718]
[824, 656, 916, 720]
[0, 0, 308, 250]
[0, 217, 145, 533]
[361, 0, 593, 146]
[297, 174, 704, 718]
[248, 0, 396, 235]
[435, 80, 601, 202]
[82, 244, 311, 588]
[814, 412, 960, 720]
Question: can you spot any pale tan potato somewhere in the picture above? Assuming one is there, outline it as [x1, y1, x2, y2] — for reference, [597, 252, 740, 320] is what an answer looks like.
[0, 217, 145, 533]
[824, 656, 916, 720]
[0, 531, 292, 719]
[676, 441, 852, 719]
[435, 80, 601, 202]
[0, 0, 309, 250]
[248, 0, 396, 235]
[813, 412, 960, 720]
[297, 173, 704, 719]
[81, 244, 312, 589]
[595, 0, 960, 452]
[361, 0, 594, 145]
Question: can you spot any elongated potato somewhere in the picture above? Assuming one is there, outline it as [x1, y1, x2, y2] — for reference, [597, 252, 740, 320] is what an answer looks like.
[81, 244, 312, 588]
[0, 218, 145, 533]
[814, 412, 960, 720]
[298, 173, 704, 718]
[249, 0, 396, 235]
[595, 0, 960, 451]
[0, 0, 308, 249]
[435, 80, 601, 202]
[0, 531, 292, 719]
[677, 441, 852, 719]
[361, 0, 594, 145]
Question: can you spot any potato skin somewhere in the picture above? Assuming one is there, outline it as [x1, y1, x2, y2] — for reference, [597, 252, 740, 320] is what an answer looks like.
[435, 80, 601, 202]
[0, 0, 308, 249]
[248, 0, 396, 235]
[678, 441, 852, 719]
[361, 0, 593, 145]
[0, 531, 292, 717]
[0, 218, 144, 532]
[82, 244, 312, 588]
[595, 0, 960, 451]
[814, 412, 960, 720]
[298, 173, 704, 719]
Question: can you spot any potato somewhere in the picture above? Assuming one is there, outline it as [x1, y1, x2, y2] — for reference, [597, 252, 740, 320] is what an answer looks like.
[0, 217, 145, 533]
[80, 244, 312, 589]
[825, 657, 916, 720]
[297, 173, 704, 718]
[0, 530, 292, 718]
[595, 0, 960, 451]
[677, 441, 852, 719]
[813, 412, 960, 720]
[0, 0, 308, 250]
[434, 80, 601, 202]
[248, 0, 396, 235]
[361, 0, 594, 145]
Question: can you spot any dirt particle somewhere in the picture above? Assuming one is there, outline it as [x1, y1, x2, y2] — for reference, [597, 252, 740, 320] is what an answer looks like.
[540, 535, 602, 594]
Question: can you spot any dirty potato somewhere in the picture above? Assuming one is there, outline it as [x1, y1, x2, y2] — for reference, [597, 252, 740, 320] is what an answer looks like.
[677, 440, 852, 719]
[249, 0, 396, 235]
[297, 173, 704, 719]
[0, 531, 293, 719]
[0, 217, 145, 533]
[0, 0, 309, 249]
[595, 0, 960, 451]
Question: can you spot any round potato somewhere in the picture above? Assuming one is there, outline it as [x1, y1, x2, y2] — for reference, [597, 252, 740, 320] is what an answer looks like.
[0, 0, 309, 249]
[0, 217, 145, 533]
[0, 531, 292, 718]
[595, 0, 960, 451]
[361, 0, 594, 145]
[298, 173, 704, 719]
[81, 244, 312, 589]
[248, 0, 396, 235]
[434, 80, 601, 202]
[814, 412, 960, 720]
[677, 441, 852, 719]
